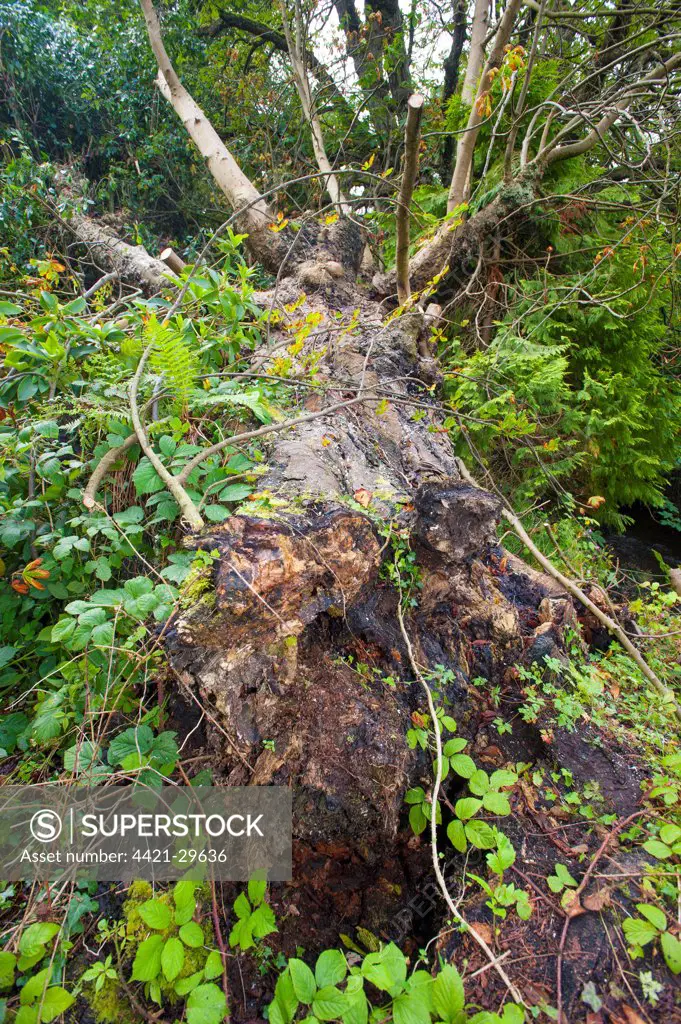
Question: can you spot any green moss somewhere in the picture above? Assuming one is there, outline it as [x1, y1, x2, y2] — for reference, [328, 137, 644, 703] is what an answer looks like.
[86, 977, 135, 1024]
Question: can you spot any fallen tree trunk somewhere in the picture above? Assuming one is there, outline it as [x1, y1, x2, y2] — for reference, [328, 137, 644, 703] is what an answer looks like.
[56, 168, 176, 295]
[162, 222, 573, 922]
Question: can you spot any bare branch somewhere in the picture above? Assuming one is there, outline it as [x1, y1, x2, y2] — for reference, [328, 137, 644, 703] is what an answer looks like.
[396, 93, 425, 305]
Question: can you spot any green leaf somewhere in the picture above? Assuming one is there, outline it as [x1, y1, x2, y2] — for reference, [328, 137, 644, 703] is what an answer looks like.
[636, 904, 667, 932]
[661, 930, 681, 974]
[464, 820, 497, 850]
[186, 983, 227, 1024]
[446, 819, 467, 853]
[0, 301, 22, 315]
[289, 959, 317, 1003]
[139, 899, 172, 931]
[482, 792, 511, 816]
[133, 457, 165, 496]
[19, 968, 50, 1005]
[203, 951, 223, 981]
[233, 892, 251, 920]
[468, 770, 490, 796]
[131, 934, 164, 981]
[249, 903, 277, 939]
[408, 804, 428, 835]
[161, 937, 184, 981]
[314, 950, 347, 988]
[659, 824, 681, 846]
[15, 1008, 38, 1024]
[175, 971, 205, 996]
[63, 741, 98, 774]
[39, 987, 74, 1023]
[204, 505, 231, 523]
[0, 951, 16, 990]
[622, 917, 659, 948]
[361, 943, 406, 994]
[643, 839, 672, 860]
[393, 991, 431, 1024]
[489, 770, 517, 789]
[312, 986, 345, 1021]
[454, 798, 482, 821]
[219, 483, 252, 502]
[19, 923, 59, 957]
[108, 726, 154, 766]
[51, 618, 76, 643]
[442, 738, 467, 756]
[341, 985, 368, 1024]
[448, 754, 477, 779]
[179, 922, 205, 948]
[271, 969, 298, 1024]
[247, 877, 267, 906]
[432, 964, 465, 1024]
[404, 787, 425, 804]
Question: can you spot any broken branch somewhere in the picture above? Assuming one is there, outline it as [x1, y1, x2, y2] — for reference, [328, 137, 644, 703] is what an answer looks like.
[396, 93, 425, 306]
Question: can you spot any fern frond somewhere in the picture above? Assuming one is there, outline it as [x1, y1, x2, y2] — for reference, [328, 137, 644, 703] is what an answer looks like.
[145, 315, 198, 411]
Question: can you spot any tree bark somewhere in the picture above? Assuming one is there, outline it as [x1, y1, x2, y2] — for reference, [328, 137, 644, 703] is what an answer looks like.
[56, 169, 176, 295]
[139, 0, 286, 273]
[460, 0, 489, 106]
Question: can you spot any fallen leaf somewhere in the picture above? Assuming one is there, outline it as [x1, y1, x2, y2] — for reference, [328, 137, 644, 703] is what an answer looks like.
[353, 488, 373, 508]
[583, 888, 611, 912]
[469, 922, 493, 944]
[618, 1006, 648, 1024]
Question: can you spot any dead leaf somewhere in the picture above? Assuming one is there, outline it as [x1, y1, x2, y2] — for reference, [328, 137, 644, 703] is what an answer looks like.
[615, 1006, 648, 1024]
[469, 922, 493, 944]
[583, 888, 611, 912]
[353, 488, 373, 508]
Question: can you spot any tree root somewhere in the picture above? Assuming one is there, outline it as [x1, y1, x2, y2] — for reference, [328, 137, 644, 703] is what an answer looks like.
[456, 459, 680, 717]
